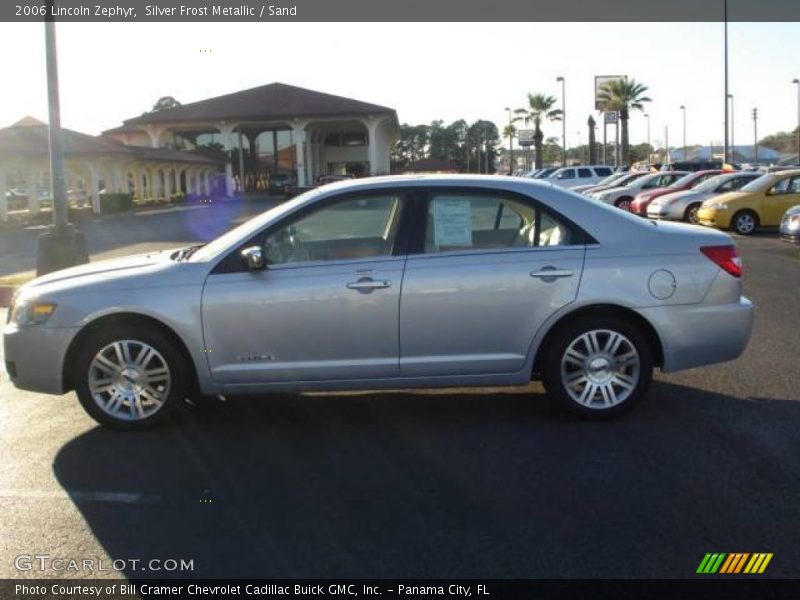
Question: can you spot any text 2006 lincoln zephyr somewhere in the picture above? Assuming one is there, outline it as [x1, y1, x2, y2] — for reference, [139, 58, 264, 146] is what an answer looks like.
[3, 175, 753, 429]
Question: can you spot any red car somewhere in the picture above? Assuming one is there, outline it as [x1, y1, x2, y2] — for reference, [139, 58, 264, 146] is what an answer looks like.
[629, 170, 723, 216]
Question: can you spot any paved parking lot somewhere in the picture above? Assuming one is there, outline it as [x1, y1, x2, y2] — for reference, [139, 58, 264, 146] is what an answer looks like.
[0, 233, 798, 579]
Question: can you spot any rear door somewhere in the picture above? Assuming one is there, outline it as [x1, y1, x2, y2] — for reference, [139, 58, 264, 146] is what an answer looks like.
[398, 189, 586, 377]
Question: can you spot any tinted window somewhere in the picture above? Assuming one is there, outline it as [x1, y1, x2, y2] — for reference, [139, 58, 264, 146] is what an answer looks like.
[264, 194, 402, 264]
[578, 168, 592, 178]
[424, 192, 576, 252]
[557, 169, 576, 180]
[595, 167, 613, 177]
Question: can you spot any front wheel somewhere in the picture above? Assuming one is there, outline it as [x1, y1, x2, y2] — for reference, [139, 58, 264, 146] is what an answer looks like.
[73, 325, 188, 430]
[541, 316, 653, 419]
[731, 210, 758, 235]
[684, 203, 701, 224]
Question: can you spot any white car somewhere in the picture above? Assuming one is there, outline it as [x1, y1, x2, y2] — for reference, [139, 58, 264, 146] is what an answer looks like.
[590, 171, 687, 210]
[547, 165, 615, 189]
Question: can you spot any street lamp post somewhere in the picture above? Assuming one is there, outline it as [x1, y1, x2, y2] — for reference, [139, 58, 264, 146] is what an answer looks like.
[644, 113, 651, 163]
[505, 107, 513, 174]
[793, 79, 800, 165]
[728, 93, 735, 161]
[723, 0, 729, 162]
[37, 11, 88, 275]
[752, 107, 759, 163]
[556, 76, 566, 167]
[680, 105, 687, 160]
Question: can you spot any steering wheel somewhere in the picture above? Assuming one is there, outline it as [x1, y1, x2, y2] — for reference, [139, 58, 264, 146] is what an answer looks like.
[264, 225, 310, 264]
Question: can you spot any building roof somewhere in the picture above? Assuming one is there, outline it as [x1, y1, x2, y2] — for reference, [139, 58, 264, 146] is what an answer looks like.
[120, 82, 396, 126]
[0, 117, 222, 164]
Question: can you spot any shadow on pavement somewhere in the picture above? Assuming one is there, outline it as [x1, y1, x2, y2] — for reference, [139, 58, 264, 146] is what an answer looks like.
[53, 382, 800, 579]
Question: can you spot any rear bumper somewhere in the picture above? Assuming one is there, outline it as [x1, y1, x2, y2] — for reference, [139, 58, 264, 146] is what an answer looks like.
[3, 323, 78, 395]
[638, 297, 754, 373]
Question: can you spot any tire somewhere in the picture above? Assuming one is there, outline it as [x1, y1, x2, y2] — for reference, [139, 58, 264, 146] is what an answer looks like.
[731, 210, 758, 235]
[615, 197, 633, 211]
[541, 315, 654, 419]
[684, 203, 701, 224]
[73, 324, 188, 430]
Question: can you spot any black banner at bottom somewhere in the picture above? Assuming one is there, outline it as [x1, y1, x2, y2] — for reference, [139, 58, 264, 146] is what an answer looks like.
[2, 579, 798, 600]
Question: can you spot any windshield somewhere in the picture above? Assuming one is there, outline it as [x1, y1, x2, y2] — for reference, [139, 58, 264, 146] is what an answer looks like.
[739, 174, 773, 192]
[693, 174, 734, 193]
[666, 173, 698, 189]
[617, 171, 647, 186]
[190, 189, 323, 261]
[596, 173, 624, 186]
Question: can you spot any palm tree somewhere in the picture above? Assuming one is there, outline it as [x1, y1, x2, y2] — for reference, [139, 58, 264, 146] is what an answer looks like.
[596, 78, 652, 166]
[502, 124, 517, 173]
[513, 94, 562, 169]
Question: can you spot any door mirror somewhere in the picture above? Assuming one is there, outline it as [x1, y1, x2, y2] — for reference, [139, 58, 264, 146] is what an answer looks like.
[241, 246, 266, 271]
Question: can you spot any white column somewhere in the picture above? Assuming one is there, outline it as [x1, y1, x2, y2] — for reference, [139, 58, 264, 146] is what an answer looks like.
[219, 123, 235, 197]
[0, 169, 7, 222]
[366, 119, 380, 176]
[28, 168, 40, 215]
[164, 166, 173, 200]
[204, 170, 210, 195]
[146, 126, 163, 148]
[88, 163, 101, 214]
[292, 121, 308, 186]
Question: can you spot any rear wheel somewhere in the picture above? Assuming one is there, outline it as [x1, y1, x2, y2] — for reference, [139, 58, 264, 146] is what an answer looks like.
[73, 325, 188, 430]
[684, 203, 701, 224]
[731, 210, 758, 235]
[541, 316, 653, 419]
[615, 197, 633, 211]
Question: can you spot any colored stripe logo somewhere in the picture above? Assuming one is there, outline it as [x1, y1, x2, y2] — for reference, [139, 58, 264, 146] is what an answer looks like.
[697, 552, 773, 574]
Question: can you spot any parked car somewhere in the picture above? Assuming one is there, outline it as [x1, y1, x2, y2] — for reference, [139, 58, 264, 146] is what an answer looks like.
[647, 172, 761, 224]
[4, 175, 754, 429]
[662, 160, 739, 172]
[780, 205, 800, 244]
[630, 170, 723, 216]
[590, 171, 688, 210]
[570, 171, 629, 194]
[574, 171, 649, 196]
[547, 165, 615, 188]
[697, 169, 800, 235]
[531, 168, 558, 179]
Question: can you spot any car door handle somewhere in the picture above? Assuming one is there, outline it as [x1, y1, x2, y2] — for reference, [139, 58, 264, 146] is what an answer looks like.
[346, 278, 392, 290]
[530, 268, 574, 279]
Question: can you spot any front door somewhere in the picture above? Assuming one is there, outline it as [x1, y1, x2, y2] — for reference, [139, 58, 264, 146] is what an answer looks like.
[764, 175, 800, 225]
[399, 190, 585, 377]
[202, 191, 407, 385]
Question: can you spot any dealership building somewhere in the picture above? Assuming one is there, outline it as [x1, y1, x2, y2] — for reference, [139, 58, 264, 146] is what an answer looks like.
[104, 82, 400, 196]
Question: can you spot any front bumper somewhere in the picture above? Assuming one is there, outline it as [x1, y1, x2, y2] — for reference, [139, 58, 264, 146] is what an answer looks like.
[638, 296, 754, 373]
[3, 323, 79, 395]
[647, 204, 683, 221]
[697, 208, 730, 229]
[780, 231, 800, 245]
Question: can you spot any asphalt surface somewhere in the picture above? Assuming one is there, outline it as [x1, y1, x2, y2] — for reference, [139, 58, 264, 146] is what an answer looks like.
[0, 231, 799, 580]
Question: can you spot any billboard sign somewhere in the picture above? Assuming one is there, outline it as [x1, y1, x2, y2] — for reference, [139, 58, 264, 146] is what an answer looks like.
[517, 129, 535, 146]
[595, 75, 625, 110]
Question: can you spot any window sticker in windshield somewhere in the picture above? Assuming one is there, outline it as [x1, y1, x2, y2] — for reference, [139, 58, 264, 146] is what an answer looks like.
[433, 198, 473, 247]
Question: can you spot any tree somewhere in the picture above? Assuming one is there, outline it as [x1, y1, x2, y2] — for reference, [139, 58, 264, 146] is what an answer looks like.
[513, 93, 562, 169]
[151, 96, 182, 112]
[467, 120, 500, 173]
[596, 78, 651, 166]
[502, 124, 517, 173]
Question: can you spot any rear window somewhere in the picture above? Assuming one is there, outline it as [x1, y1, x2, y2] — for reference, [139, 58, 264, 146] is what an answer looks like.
[594, 167, 613, 176]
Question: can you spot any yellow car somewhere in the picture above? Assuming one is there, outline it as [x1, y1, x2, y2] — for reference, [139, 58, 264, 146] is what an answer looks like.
[697, 169, 800, 235]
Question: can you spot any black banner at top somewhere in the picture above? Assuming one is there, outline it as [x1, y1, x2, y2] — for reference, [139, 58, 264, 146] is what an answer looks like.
[3, 0, 800, 22]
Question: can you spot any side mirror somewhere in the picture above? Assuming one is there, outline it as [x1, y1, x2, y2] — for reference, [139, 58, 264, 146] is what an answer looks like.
[241, 246, 265, 271]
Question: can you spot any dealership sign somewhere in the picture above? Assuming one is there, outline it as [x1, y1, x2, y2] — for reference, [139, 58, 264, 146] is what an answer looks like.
[517, 129, 535, 146]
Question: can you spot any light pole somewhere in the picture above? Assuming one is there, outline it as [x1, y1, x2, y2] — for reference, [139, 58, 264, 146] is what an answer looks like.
[644, 113, 651, 163]
[793, 79, 800, 165]
[723, 0, 729, 162]
[576, 131, 582, 163]
[680, 105, 687, 160]
[505, 107, 513, 174]
[752, 107, 759, 163]
[556, 76, 566, 166]
[728, 93, 735, 161]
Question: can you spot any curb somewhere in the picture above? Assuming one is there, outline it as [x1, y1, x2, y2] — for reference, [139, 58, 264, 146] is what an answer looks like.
[0, 286, 17, 308]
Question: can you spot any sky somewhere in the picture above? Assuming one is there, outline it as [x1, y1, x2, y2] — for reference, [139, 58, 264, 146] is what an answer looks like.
[0, 21, 798, 151]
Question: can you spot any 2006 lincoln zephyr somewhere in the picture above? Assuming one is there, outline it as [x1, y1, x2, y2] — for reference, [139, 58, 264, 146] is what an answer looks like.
[3, 175, 754, 428]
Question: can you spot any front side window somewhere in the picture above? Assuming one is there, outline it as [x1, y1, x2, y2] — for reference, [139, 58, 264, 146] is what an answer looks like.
[558, 169, 576, 180]
[768, 177, 791, 195]
[424, 193, 576, 253]
[264, 194, 402, 265]
[578, 168, 592, 178]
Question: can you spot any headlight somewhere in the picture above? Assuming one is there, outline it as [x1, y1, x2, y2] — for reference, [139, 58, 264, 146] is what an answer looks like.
[9, 296, 57, 326]
[786, 214, 800, 230]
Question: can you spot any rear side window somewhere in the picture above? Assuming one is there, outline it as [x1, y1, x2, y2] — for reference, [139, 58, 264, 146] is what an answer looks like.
[595, 167, 613, 176]
[557, 169, 575, 180]
[578, 168, 592, 178]
[423, 192, 579, 253]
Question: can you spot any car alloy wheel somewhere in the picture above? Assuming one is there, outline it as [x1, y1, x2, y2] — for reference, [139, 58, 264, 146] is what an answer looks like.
[685, 204, 700, 224]
[732, 211, 757, 235]
[88, 340, 171, 421]
[560, 329, 640, 409]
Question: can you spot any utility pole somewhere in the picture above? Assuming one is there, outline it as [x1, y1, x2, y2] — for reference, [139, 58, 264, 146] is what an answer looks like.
[680, 105, 687, 160]
[752, 108, 758, 163]
[37, 7, 88, 275]
[557, 76, 566, 167]
[723, 0, 730, 162]
[793, 79, 800, 165]
[728, 94, 735, 161]
[644, 113, 651, 164]
[505, 107, 513, 174]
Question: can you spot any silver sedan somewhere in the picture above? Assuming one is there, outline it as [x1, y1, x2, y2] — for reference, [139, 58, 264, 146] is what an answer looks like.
[3, 175, 754, 428]
[647, 172, 762, 223]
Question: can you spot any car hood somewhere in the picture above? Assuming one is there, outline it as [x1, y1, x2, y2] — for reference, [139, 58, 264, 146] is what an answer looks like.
[702, 191, 751, 208]
[17, 248, 205, 299]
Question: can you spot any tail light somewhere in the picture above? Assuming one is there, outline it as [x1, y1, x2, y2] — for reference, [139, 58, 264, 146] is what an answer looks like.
[700, 245, 742, 278]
